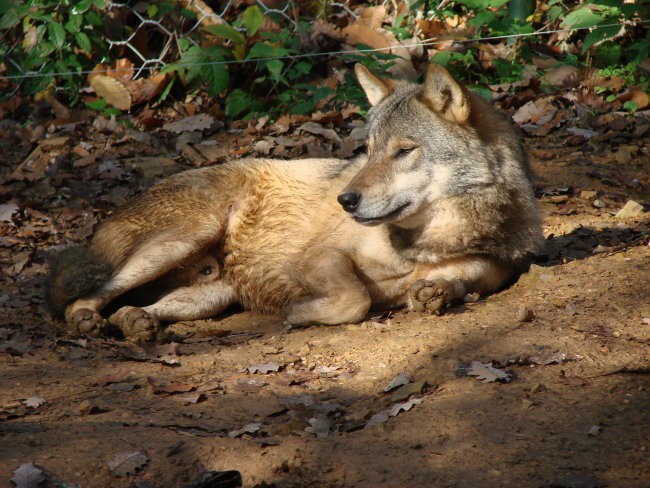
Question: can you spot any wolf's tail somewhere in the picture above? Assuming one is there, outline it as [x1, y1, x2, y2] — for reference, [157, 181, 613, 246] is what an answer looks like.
[44, 245, 113, 317]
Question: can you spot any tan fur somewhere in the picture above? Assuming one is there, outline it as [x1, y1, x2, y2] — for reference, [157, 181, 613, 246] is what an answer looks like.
[50, 64, 543, 340]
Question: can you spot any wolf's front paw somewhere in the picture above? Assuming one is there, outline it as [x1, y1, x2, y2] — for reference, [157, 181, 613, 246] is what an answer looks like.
[109, 306, 160, 342]
[409, 279, 455, 315]
[68, 308, 105, 337]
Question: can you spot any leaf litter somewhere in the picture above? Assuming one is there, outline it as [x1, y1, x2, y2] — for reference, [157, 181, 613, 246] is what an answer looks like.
[10, 463, 45, 488]
[107, 450, 149, 477]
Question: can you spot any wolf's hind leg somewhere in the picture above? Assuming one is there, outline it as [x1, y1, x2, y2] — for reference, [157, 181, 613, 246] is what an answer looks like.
[284, 248, 371, 326]
[107, 281, 236, 342]
[143, 280, 237, 321]
[65, 238, 216, 336]
[409, 256, 513, 314]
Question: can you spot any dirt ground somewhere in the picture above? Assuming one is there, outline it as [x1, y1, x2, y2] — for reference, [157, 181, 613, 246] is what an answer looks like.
[1, 111, 649, 488]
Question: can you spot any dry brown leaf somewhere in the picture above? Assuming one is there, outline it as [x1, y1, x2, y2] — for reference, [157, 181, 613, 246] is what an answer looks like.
[11, 463, 44, 488]
[90, 75, 132, 110]
[163, 114, 215, 134]
[128, 73, 169, 105]
[542, 65, 583, 87]
[512, 98, 556, 125]
[359, 6, 386, 29]
[113, 58, 135, 85]
[147, 376, 195, 394]
[342, 24, 390, 50]
[107, 451, 149, 477]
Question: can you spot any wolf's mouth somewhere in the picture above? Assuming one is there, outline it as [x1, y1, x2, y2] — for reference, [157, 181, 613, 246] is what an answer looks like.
[353, 202, 411, 225]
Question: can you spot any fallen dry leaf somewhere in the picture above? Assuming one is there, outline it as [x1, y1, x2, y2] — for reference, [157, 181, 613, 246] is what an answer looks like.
[147, 377, 195, 394]
[615, 200, 644, 219]
[467, 362, 512, 383]
[23, 397, 46, 408]
[298, 122, 342, 143]
[163, 114, 215, 134]
[390, 380, 426, 403]
[383, 372, 411, 392]
[517, 305, 536, 322]
[305, 414, 333, 438]
[365, 397, 424, 428]
[228, 422, 260, 438]
[107, 451, 149, 477]
[90, 75, 132, 110]
[95, 369, 133, 386]
[0, 200, 19, 223]
[246, 362, 281, 374]
[10, 463, 45, 488]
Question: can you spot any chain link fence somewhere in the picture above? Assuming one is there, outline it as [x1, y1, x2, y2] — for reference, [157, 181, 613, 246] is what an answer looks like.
[2, 0, 384, 87]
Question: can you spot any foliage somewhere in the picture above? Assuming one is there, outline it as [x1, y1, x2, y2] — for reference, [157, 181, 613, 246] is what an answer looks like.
[0, 1, 648, 117]
[0, 0, 108, 101]
[429, 0, 648, 85]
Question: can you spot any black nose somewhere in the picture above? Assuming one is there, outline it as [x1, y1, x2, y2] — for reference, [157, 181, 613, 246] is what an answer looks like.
[337, 192, 361, 212]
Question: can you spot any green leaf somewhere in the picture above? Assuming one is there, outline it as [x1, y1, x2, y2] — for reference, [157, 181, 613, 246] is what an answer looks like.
[247, 42, 286, 59]
[225, 88, 263, 117]
[204, 24, 246, 46]
[264, 59, 284, 82]
[85, 10, 102, 26]
[64, 14, 82, 33]
[202, 64, 229, 96]
[547, 6, 563, 23]
[71, 0, 92, 15]
[623, 101, 638, 112]
[242, 6, 263, 36]
[594, 41, 621, 66]
[179, 8, 197, 20]
[147, 4, 158, 17]
[103, 107, 122, 116]
[0, 9, 19, 30]
[91, 0, 105, 9]
[48, 22, 66, 48]
[468, 10, 496, 28]
[86, 98, 107, 110]
[291, 100, 316, 115]
[561, 7, 604, 29]
[582, 24, 621, 52]
[75, 32, 91, 51]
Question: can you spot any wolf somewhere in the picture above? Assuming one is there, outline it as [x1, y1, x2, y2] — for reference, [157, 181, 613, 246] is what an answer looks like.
[45, 63, 543, 341]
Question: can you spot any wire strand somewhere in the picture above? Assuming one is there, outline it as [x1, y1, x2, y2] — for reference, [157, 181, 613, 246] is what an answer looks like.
[1, 20, 647, 81]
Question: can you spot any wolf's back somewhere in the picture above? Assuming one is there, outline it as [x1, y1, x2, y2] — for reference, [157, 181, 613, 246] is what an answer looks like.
[45, 246, 113, 317]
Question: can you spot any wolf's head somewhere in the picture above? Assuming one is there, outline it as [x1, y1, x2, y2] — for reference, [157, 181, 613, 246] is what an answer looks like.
[339, 63, 522, 227]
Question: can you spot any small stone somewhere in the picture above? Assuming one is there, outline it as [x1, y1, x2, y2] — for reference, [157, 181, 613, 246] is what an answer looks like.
[566, 302, 580, 316]
[592, 198, 607, 208]
[517, 306, 536, 322]
[521, 398, 534, 409]
[463, 292, 480, 303]
[615, 146, 632, 164]
[615, 200, 644, 219]
[580, 190, 597, 199]
[544, 195, 569, 204]
[587, 425, 601, 436]
[530, 383, 546, 394]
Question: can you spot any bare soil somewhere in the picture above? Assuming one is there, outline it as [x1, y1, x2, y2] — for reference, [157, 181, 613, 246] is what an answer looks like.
[1, 117, 649, 488]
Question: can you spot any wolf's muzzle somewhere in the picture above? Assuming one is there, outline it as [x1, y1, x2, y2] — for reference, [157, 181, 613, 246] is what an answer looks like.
[337, 192, 361, 213]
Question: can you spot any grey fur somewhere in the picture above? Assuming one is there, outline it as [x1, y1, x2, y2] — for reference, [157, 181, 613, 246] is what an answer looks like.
[44, 245, 113, 317]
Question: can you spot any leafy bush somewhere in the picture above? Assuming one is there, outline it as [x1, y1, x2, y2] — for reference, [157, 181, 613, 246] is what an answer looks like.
[0, 0, 108, 100]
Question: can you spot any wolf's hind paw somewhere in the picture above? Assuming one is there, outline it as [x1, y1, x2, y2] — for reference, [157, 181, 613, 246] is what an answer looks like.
[109, 306, 160, 342]
[409, 279, 454, 315]
[69, 308, 105, 337]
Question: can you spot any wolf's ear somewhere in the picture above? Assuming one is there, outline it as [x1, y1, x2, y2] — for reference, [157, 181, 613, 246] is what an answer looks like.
[423, 64, 470, 124]
[355, 64, 396, 106]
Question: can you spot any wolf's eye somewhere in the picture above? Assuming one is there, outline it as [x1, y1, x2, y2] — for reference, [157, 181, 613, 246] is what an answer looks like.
[395, 146, 416, 158]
